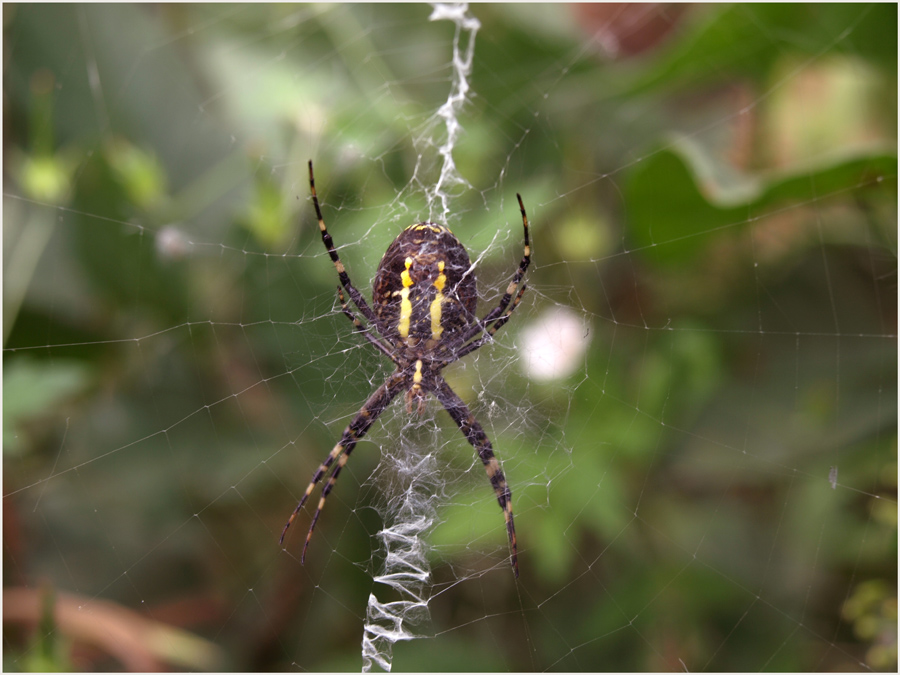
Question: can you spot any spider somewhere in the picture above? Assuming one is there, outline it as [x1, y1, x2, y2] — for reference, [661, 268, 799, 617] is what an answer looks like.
[280, 160, 530, 577]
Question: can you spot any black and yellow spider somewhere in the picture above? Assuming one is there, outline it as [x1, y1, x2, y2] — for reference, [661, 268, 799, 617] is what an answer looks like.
[280, 161, 530, 577]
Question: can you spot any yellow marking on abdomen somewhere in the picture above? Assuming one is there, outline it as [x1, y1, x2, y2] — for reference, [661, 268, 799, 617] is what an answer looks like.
[406, 223, 451, 234]
[394, 257, 414, 339]
[429, 260, 446, 341]
[413, 359, 423, 384]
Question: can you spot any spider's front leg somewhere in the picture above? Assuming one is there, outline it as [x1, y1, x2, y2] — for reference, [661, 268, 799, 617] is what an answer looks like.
[428, 375, 519, 578]
[281, 371, 407, 563]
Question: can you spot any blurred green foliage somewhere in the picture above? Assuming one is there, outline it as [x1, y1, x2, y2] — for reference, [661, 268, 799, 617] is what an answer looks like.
[22, 590, 69, 673]
[3, 3, 896, 672]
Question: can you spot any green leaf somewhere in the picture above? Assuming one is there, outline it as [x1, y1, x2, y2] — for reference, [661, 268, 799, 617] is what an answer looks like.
[612, 4, 897, 97]
[625, 135, 896, 265]
[3, 358, 91, 456]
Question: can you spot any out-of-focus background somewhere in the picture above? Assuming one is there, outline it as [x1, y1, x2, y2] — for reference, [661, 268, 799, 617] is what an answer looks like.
[3, 4, 896, 671]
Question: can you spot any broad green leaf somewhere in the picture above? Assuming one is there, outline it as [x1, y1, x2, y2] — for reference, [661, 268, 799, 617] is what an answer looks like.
[625, 135, 896, 265]
[3, 358, 91, 456]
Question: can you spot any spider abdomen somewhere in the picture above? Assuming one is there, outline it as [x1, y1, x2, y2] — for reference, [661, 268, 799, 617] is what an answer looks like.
[372, 223, 477, 350]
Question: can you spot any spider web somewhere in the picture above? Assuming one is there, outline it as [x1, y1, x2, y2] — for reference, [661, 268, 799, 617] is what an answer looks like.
[3, 3, 897, 672]
[360, 8, 481, 669]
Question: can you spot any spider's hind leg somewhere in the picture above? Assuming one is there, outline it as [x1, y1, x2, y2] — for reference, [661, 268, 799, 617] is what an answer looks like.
[454, 193, 532, 349]
[336, 286, 397, 364]
[308, 160, 378, 324]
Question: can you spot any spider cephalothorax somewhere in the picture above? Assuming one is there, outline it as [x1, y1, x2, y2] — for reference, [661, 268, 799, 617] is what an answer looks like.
[280, 161, 530, 577]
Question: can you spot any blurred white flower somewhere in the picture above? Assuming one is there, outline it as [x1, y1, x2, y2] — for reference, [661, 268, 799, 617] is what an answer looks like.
[518, 306, 589, 381]
[155, 225, 192, 261]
